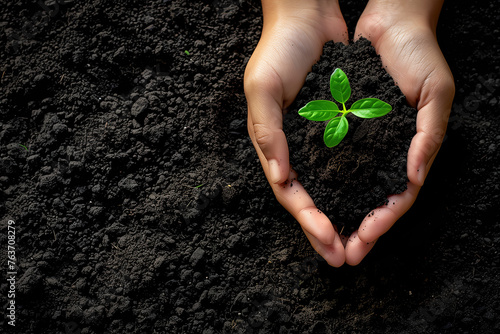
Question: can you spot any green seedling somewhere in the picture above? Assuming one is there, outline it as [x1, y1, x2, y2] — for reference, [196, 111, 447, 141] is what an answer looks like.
[299, 68, 392, 147]
[184, 50, 190, 55]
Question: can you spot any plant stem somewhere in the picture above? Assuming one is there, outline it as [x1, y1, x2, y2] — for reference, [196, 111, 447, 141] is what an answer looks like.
[342, 103, 347, 114]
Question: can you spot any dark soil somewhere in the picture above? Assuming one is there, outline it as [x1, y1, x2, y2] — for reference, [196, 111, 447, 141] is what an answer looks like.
[1, 0, 499, 333]
[288, 38, 415, 233]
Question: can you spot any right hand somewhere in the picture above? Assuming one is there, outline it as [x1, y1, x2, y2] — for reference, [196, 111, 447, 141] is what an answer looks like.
[344, 0, 455, 265]
[244, 0, 348, 267]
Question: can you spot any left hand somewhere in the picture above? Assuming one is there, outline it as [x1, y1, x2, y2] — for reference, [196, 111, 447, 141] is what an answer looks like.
[344, 0, 455, 265]
[244, 0, 349, 267]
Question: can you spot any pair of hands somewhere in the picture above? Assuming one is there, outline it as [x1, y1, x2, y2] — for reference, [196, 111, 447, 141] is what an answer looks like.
[244, 0, 454, 266]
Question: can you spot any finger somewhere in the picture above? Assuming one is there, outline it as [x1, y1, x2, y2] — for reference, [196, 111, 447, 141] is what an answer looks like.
[407, 67, 455, 186]
[271, 168, 345, 267]
[407, 130, 441, 187]
[245, 68, 290, 185]
[357, 182, 421, 243]
[303, 228, 345, 268]
[248, 97, 345, 267]
[345, 231, 377, 266]
[272, 168, 334, 246]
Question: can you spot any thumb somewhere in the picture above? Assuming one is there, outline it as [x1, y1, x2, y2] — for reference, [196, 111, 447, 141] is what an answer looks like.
[407, 69, 455, 186]
[245, 70, 290, 184]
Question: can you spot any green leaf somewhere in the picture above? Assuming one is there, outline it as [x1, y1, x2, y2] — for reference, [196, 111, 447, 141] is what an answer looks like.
[330, 68, 351, 104]
[350, 98, 392, 118]
[323, 116, 349, 147]
[298, 100, 340, 121]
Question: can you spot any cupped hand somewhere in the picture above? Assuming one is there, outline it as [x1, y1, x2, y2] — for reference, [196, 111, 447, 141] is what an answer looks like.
[244, 1, 348, 267]
[345, 0, 455, 265]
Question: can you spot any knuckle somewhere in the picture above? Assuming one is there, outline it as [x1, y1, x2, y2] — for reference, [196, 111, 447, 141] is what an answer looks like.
[437, 75, 456, 102]
[423, 128, 444, 154]
[253, 123, 274, 151]
[445, 76, 456, 97]
[357, 13, 391, 42]
[431, 70, 456, 101]
[432, 123, 447, 141]
[244, 67, 282, 98]
[243, 72, 260, 96]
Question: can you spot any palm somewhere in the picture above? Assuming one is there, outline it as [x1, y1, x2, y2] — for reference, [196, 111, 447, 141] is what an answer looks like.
[246, 15, 347, 108]
[344, 13, 455, 265]
[245, 12, 348, 267]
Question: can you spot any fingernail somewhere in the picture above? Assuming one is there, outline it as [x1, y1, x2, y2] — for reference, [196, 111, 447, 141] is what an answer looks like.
[417, 162, 426, 186]
[268, 159, 281, 184]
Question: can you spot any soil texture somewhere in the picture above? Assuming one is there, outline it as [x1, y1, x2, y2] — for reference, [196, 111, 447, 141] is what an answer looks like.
[288, 38, 415, 233]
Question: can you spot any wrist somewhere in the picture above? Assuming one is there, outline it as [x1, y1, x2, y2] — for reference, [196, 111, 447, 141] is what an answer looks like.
[262, 0, 341, 19]
[363, 0, 444, 31]
[261, 0, 345, 44]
